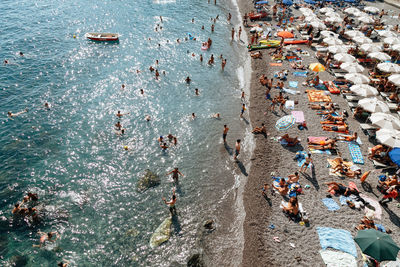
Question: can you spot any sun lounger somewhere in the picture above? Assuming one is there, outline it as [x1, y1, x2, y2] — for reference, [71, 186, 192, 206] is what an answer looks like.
[388, 103, 398, 111]
[347, 102, 358, 108]
[334, 73, 345, 78]
[360, 123, 378, 131]
[372, 159, 397, 169]
[345, 95, 362, 102]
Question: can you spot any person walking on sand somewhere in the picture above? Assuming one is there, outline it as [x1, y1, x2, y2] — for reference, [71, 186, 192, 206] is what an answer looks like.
[162, 188, 177, 216]
[240, 103, 246, 118]
[166, 168, 184, 184]
[231, 27, 235, 41]
[228, 13, 232, 23]
[299, 153, 313, 173]
[223, 125, 229, 143]
[234, 139, 241, 160]
[238, 26, 242, 40]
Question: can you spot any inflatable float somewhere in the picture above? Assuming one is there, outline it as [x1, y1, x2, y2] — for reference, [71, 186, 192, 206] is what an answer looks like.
[249, 40, 280, 50]
[201, 42, 210, 50]
[283, 39, 308, 45]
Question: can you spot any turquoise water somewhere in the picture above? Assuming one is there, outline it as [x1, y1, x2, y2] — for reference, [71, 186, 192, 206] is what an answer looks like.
[0, 0, 250, 265]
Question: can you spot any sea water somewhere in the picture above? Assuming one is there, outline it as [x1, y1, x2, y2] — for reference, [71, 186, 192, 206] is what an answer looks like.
[0, 0, 251, 265]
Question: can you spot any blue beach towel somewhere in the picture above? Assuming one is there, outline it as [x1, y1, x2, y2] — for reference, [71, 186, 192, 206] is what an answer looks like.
[322, 198, 340, 211]
[309, 148, 332, 155]
[348, 142, 364, 164]
[293, 71, 307, 77]
[289, 81, 298, 88]
[316, 227, 357, 258]
[339, 195, 352, 206]
[294, 151, 311, 169]
[282, 88, 298, 95]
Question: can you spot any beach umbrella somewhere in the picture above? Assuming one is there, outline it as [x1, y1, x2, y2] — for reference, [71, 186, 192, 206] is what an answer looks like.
[277, 31, 294, 38]
[275, 115, 296, 131]
[354, 229, 400, 262]
[378, 31, 398, 38]
[299, 7, 313, 14]
[384, 37, 400, 45]
[389, 148, 400, 166]
[346, 73, 370, 84]
[282, 0, 293, 5]
[334, 53, 356, 63]
[325, 16, 342, 23]
[358, 16, 374, 24]
[320, 7, 334, 13]
[368, 52, 391, 61]
[309, 63, 326, 72]
[323, 37, 343, 45]
[328, 45, 349, 54]
[376, 129, 400, 148]
[364, 6, 379, 13]
[358, 97, 389, 113]
[305, 15, 318, 22]
[321, 30, 338, 38]
[360, 43, 382, 53]
[388, 74, 400, 86]
[304, 0, 316, 4]
[345, 30, 364, 39]
[370, 112, 400, 130]
[392, 44, 400, 52]
[377, 62, 400, 73]
[350, 84, 378, 96]
[341, 62, 365, 73]
[353, 36, 373, 44]
[325, 11, 341, 18]
[310, 21, 326, 30]
[344, 7, 359, 14]
[355, 11, 369, 17]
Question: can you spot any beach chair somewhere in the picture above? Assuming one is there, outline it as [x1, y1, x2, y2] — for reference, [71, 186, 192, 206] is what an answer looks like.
[360, 123, 378, 137]
[347, 102, 358, 108]
[345, 95, 362, 102]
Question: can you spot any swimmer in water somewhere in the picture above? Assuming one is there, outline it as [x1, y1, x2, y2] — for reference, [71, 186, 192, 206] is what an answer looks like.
[158, 136, 164, 143]
[44, 102, 50, 109]
[162, 187, 177, 215]
[166, 168, 184, 183]
[121, 84, 125, 89]
[4, 59, 9, 64]
[19, 52, 24, 56]
[231, 27, 235, 40]
[200, 54, 203, 62]
[145, 115, 151, 121]
[140, 89, 144, 95]
[116, 111, 130, 118]
[185, 76, 191, 84]
[160, 142, 169, 150]
[149, 66, 155, 72]
[192, 113, 196, 119]
[211, 24, 215, 32]
[167, 134, 175, 141]
[212, 113, 220, 119]
[163, 71, 166, 75]
[195, 88, 199, 95]
[156, 60, 159, 65]
[116, 129, 125, 136]
[8, 108, 28, 118]
[115, 121, 122, 130]
[202, 25, 205, 30]
[33, 231, 59, 248]
[238, 26, 242, 40]
[160, 16, 163, 22]
[221, 59, 227, 71]
[192, 18, 195, 23]
[173, 137, 177, 145]
[208, 54, 214, 65]
[155, 69, 160, 79]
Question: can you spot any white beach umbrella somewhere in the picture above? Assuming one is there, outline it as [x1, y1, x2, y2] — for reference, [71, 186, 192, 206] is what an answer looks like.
[388, 74, 400, 86]
[370, 113, 400, 130]
[345, 7, 360, 15]
[358, 97, 390, 113]
[376, 129, 400, 148]
[350, 84, 378, 96]
[368, 52, 391, 61]
[355, 12, 369, 17]
[384, 37, 400, 45]
[300, 7, 313, 14]
[378, 31, 398, 38]
[320, 7, 334, 13]
[323, 37, 343, 45]
[358, 16, 374, 24]
[334, 53, 356, 63]
[364, 6, 379, 13]
[328, 45, 349, 54]
[341, 62, 365, 73]
[321, 31, 338, 38]
[325, 17, 342, 23]
[377, 62, 400, 73]
[325, 11, 341, 18]
[391, 44, 400, 52]
[310, 20, 326, 30]
[359, 43, 382, 53]
[353, 36, 373, 44]
[345, 30, 364, 39]
[305, 15, 318, 22]
[345, 73, 370, 84]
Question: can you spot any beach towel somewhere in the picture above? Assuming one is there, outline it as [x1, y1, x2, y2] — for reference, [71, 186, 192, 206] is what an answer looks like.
[375, 224, 386, 233]
[337, 136, 363, 145]
[289, 81, 298, 88]
[348, 142, 364, 164]
[316, 227, 357, 258]
[339, 195, 352, 205]
[322, 198, 340, 211]
[319, 249, 357, 267]
[285, 100, 295, 109]
[307, 90, 332, 102]
[361, 194, 382, 220]
[291, 111, 304, 124]
[269, 63, 283, 66]
[327, 158, 353, 177]
[307, 136, 327, 143]
[282, 88, 299, 95]
[293, 71, 307, 77]
[309, 148, 332, 155]
[294, 151, 311, 169]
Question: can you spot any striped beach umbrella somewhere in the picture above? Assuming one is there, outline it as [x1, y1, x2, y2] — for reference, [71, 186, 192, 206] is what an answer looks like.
[275, 115, 296, 131]
[309, 62, 326, 72]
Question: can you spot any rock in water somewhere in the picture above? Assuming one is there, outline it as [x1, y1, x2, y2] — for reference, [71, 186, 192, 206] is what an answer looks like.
[137, 169, 160, 192]
[203, 219, 215, 231]
[149, 217, 172, 248]
[187, 253, 205, 267]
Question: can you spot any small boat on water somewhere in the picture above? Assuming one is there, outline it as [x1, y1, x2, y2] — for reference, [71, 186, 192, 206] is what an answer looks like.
[85, 32, 119, 42]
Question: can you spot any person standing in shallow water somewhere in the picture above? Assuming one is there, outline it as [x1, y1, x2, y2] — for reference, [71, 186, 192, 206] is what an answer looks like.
[231, 27, 235, 41]
[166, 168, 184, 184]
[162, 188, 177, 216]
[234, 139, 241, 160]
[223, 124, 229, 143]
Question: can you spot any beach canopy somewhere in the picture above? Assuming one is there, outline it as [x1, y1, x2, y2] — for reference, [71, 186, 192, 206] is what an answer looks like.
[378, 30, 398, 38]
[368, 52, 391, 61]
[323, 37, 343, 45]
[360, 43, 382, 53]
[350, 84, 377, 96]
[299, 7, 313, 14]
[370, 112, 400, 130]
[341, 62, 364, 73]
[364, 6, 379, 13]
[384, 37, 400, 45]
[388, 74, 400, 86]
[277, 31, 294, 38]
[320, 7, 334, 13]
[376, 129, 400, 148]
[328, 45, 349, 54]
[275, 115, 296, 131]
[346, 73, 370, 84]
[345, 30, 364, 39]
[309, 63, 326, 72]
[324, 11, 341, 18]
[377, 62, 400, 73]
[334, 53, 356, 63]
[358, 97, 389, 113]
[354, 229, 400, 262]
[389, 148, 400, 166]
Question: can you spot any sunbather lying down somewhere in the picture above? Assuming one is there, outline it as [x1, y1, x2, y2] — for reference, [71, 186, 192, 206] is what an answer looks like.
[324, 113, 344, 122]
[280, 134, 300, 146]
[330, 158, 361, 178]
[252, 123, 267, 134]
[337, 132, 357, 142]
[309, 103, 334, 110]
[326, 182, 366, 204]
[281, 196, 299, 219]
[290, 62, 305, 69]
[356, 215, 377, 230]
[322, 124, 348, 132]
[308, 138, 336, 150]
[251, 51, 263, 59]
